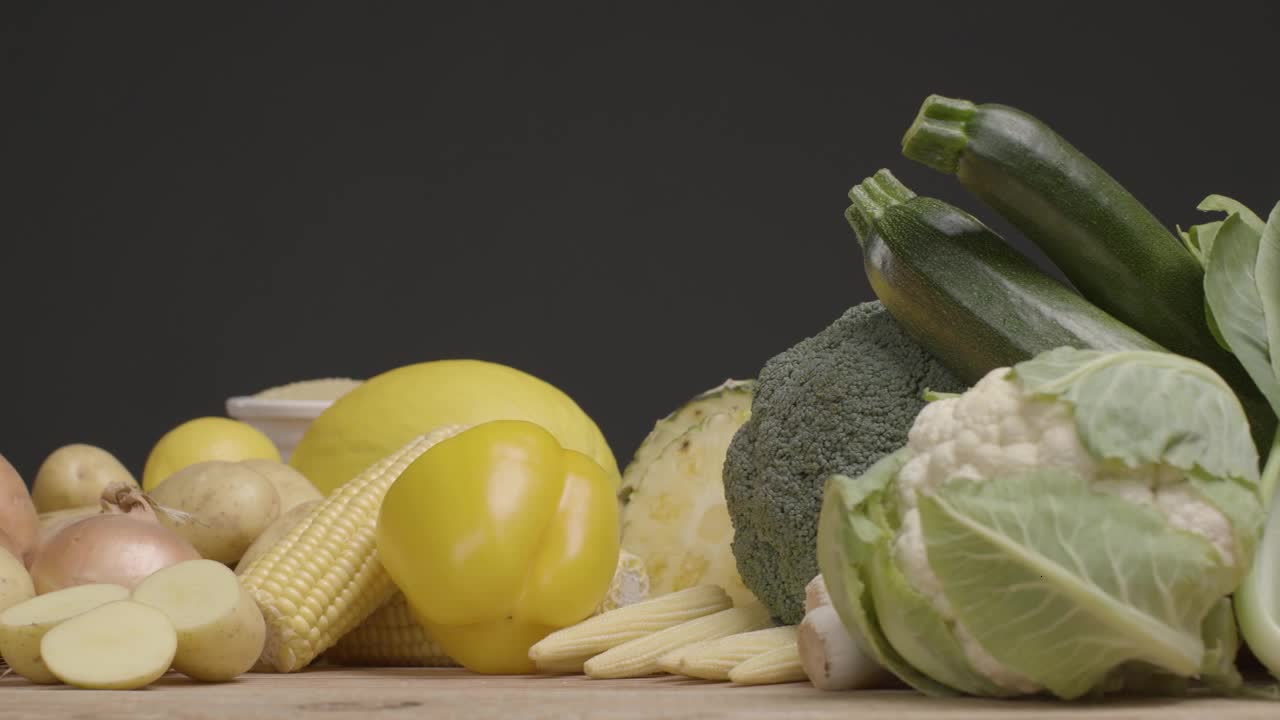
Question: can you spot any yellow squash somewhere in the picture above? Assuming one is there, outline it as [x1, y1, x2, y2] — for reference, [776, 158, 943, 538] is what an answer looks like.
[376, 420, 620, 674]
[289, 359, 618, 496]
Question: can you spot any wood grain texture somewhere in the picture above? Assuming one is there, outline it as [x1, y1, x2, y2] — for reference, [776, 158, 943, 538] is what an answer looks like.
[0, 667, 1275, 720]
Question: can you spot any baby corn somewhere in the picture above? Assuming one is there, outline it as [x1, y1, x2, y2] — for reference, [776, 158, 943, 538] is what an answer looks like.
[529, 584, 731, 674]
[584, 604, 772, 679]
[658, 626, 797, 681]
[728, 642, 806, 685]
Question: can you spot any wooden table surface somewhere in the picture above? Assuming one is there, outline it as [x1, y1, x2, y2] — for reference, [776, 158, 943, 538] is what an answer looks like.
[3, 667, 1278, 720]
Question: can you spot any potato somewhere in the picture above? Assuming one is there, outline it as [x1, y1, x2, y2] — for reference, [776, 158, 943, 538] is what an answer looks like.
[235, 499, 321, 575]
[0, 545, 34, 614]
[0, 583, 130, 683]
[0, 453, 38, 564]
[132, 558, 265, 681]
[238, 459, 323, 513]
[150, 461, 281, 565]
[41, 599, 176, 690]
[31, 444, 138, 513]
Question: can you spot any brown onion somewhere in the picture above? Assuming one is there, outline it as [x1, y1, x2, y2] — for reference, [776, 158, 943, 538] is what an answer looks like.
[34, 506, 101, 555]
[0, 453, 38, 566]
[28, 482, 201, 594]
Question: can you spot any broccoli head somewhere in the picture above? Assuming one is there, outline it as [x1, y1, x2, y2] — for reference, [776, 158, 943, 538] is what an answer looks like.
[722, 301, 965, 624]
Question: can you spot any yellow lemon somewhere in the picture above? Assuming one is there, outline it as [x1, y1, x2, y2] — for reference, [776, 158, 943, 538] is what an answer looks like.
[142, 417, 281, 490]
[289, 359, 618, 496]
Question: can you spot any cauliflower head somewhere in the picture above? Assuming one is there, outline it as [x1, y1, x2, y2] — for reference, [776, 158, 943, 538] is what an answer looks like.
[896, 366, 1242, 693]
[818, 347, 1265, 700]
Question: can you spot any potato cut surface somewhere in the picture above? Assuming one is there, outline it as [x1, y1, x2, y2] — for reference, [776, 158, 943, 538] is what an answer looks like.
[132, 558, 265, 681]
[41, 599, 177, 690]
[0, 583, 130, 683]
[133, 559, 240, 629]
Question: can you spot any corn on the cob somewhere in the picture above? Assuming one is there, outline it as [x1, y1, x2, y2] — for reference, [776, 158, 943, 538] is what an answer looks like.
[235, 500, 323, 576]
[657, 626, 797, 680]
[584, 604, 772, 679]
[239, 426, 464, 672]
[728, 642, 806, 685]
[324, 592, 455, 667]
[529, 584, 731, 674]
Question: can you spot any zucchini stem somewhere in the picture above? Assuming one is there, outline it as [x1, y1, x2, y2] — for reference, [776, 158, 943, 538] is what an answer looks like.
[900, 95, 977, 174]
[845, 169, 916, 247]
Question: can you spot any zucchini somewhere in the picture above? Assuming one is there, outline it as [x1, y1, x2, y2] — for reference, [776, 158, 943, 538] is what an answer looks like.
[844, 169, 1162, 383]
[900, 94, 1248, 389]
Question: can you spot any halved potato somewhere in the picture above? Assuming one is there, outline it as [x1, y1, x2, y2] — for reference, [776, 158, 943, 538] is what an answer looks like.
[132, 559, 265, 681]
[0, 583, 130, 683]
[41, 599, 177, 690]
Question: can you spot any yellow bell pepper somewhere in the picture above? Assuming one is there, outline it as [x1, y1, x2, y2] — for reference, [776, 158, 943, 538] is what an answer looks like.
[375, 419, 621, 674]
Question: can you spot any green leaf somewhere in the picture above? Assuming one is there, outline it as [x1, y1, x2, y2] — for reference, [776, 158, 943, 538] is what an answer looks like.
[1091, 662, 1192, 698]
[1235, 460, 1280, 683]
[1179, 220, 1224, 270]
[1200, 597, 1244, 693]
[1199, 195, 1268, 235]
[1093, 601, 1249, 698]
[817, 450, 957, 697]
[1186, 472, 1265, 578]
[1198, 221, 1228, 263]
[867, 522, 1016, 697]
[1181, 194, 1261, 271]
[1206, 214, 1280, 418]
[1177, 225, 1203, 265]
[1013, 347, 1260, 484]
[1195, 220, 1225, 268]
[1188, 202, 1255, 350]
[1206, 299, 1232, 352]
[920, 469, 1237, 700]
[1264, 430, 1280, 510]
[1258, 202, 1280, 385]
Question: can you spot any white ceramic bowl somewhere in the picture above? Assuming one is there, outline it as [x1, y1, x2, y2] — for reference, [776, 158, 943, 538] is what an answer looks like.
[225, 396, 333, 462]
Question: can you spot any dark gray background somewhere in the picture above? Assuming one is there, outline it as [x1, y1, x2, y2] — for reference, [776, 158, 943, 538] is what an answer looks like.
[3, 2, 1278, 483]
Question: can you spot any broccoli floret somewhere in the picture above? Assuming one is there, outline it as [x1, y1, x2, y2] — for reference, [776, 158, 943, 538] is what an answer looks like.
[723, 301, 965, 624]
